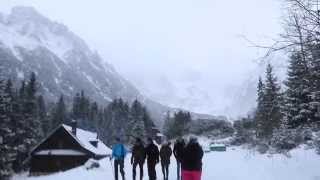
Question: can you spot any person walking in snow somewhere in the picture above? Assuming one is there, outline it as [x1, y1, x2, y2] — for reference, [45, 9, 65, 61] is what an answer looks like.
[181, 137, 203, 180]
[146, 137, 160, 180]
[111, 137, 127, 180]
[131, 138, 146, 180]
[160, 141, 172, 180]
[173, 138, 185, 180]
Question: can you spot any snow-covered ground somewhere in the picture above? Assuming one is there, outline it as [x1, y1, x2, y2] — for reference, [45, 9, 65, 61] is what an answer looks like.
[12, 146, 320, 180]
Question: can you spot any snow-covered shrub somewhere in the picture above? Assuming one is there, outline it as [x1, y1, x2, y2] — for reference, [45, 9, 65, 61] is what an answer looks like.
[231, 117, 256, 146]
[300, 127, 313, 141]
[256, 143, 269, 154]
[230, 136, 247, 146]
[271, 128, 301, 152]
[189, 118, 234, 138]
[313, 132, 320, 154]
[84, 159, 100, 170]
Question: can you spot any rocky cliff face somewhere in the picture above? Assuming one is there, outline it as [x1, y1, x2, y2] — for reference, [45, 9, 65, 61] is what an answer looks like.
[0, 6, 217, 126]
[0, 7, 168, 123]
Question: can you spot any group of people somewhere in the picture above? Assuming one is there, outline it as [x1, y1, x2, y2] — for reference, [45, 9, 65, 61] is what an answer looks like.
[110, 136, 203, 180]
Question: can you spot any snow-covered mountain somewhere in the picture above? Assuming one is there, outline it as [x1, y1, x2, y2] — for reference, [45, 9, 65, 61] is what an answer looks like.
[0, 6, 217, 126]
[0, 6, 140, 100]
[0, 6, 172, 125]
[223, 57, 288, 118]
[134, 57, 288, 120]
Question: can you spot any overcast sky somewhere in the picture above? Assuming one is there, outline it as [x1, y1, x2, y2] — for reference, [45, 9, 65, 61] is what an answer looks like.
[0, 0, 284, 116]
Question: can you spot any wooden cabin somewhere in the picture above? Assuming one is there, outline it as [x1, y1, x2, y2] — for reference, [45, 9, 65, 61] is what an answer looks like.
[29, 121, 111, 175]
[151, 127, 164, 144]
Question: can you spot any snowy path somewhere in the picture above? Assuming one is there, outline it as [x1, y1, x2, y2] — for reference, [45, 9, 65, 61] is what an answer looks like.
[13, 147, 320, 180]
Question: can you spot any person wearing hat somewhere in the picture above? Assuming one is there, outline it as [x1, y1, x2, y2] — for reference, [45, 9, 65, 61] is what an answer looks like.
[181, 137, 203, 180]
[145, 137, 160, 180]
[160, 141, 172, 180]
[173, 138, 185, 180]
[131, 138, 146, 180]
[111, 137, 127, 180]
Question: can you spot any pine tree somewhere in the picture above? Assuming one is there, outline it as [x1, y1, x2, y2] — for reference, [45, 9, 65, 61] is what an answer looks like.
[22, 72, 43, 158]
[257, 77, 265, 105]
[142, 107, 154, 137]
[166, 110, 192, 138]
[255, 77, 266, 138]
[37, 95, 50, 136]
[129, 100, 145, 140]
[283, 53, 312, 128]
[309, 44, 320, 126]
[97, 98, 154, 145]
[79, 90, 90, 121]
[163, 111, 174, 138]
[131, 99, 144, 121]
[101, 98, 129, 144]
[262, 64, 282, 138]
[72, 92, 81, 119]
[72, 91, 93, 130]
[271, 116, 297, 151]
[0, 78, 15, 179]
[90, 102, 98, 122]
[51, 95, 67, 129]
[96, 108, 105, 139]
[19, 81, 25, 100]
[11, 81, 27, 172]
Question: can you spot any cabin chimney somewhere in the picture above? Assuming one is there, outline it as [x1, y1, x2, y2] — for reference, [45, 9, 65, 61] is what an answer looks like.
[71, 120, 77, 136]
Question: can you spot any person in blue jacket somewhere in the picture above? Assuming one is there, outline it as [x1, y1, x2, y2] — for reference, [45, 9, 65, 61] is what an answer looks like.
[111, 137, 127, 180]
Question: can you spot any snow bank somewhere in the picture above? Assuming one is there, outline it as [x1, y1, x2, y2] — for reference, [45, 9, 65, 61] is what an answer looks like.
[203, 147, 320, 180]
[12, 147, 320, 180]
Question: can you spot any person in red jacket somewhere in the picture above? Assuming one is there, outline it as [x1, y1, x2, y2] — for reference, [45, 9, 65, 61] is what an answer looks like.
[181, 137, 203, 180]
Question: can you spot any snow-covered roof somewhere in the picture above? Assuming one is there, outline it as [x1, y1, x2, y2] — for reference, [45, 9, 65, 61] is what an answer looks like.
[156, 133, 164, 137]
[34, 149, 86, 156]
[62, 124, 112, 156]
[210, 143, 226, 148]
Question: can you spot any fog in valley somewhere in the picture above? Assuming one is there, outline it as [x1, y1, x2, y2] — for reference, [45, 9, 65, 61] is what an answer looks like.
[0, 0, 283, 118]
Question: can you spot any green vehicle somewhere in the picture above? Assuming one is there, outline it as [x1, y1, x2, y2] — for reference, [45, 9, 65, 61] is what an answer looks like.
[210, 143, 226, 152]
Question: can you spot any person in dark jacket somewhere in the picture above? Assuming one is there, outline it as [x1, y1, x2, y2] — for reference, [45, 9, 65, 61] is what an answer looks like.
[173, 138, 185, 180]
[111, 137, 127, 180]
[131, 138, 146, 180]
[145, 137, 160, 180]
[160, 141, 172, 180]
[181, 137, 203, 180]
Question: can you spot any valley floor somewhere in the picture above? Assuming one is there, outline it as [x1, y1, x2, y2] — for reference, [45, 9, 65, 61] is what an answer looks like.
[12, 146, 320, 180]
